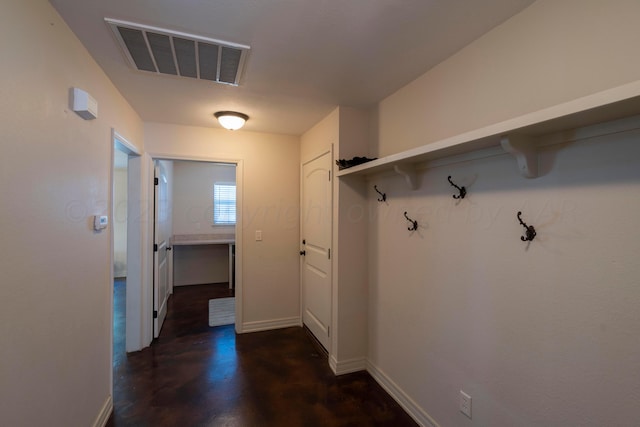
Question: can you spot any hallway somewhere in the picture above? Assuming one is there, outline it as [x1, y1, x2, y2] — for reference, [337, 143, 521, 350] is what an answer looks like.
[109, 282, 416, 426]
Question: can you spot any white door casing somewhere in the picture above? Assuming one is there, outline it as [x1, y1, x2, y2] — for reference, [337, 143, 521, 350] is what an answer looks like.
[301, 149, 332, 350]
[153, 162, 170, 338]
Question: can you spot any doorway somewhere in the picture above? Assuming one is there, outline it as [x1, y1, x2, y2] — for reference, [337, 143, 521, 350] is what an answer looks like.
[111, 148, 244, 357]
[151, 157, 243, 335]
[112, 142, 129, 368]
[110, 130, 142, 402]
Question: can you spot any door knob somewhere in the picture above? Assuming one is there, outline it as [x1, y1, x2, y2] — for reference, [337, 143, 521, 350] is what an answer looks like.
[166, 246, 172, 251]
[299, 250, 306, 256]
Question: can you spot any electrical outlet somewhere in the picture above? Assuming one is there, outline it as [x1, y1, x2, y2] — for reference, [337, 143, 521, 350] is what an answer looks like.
[460, 390, 472, 419]
[255, 230, 262, 241]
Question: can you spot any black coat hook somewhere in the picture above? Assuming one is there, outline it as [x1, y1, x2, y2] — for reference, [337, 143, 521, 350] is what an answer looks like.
[447, 176, 466, 199]
[404, 211, 418, 231]
[517, 211, 536, 242]
[374, 185, 386, 202]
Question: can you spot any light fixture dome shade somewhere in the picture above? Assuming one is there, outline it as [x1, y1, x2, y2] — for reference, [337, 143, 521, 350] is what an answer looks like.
[214, 111, 249, 130]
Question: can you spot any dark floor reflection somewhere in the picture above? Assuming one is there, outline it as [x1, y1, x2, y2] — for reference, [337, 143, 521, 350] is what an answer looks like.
[109, 283, 416, 427]
[208, 326, 238, 383]
[113, 278, 126, 368]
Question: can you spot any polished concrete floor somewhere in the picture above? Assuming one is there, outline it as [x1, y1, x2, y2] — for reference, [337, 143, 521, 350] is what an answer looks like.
[109, 281, 417, 426]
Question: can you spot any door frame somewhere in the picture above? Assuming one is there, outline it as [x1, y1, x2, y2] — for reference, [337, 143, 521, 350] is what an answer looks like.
[147, 152, 245, 334]
[109, 129, 142, 402]
[110, 130, 155, 355]
[110, 145, 245, 357]
[300, 145, 334, 353]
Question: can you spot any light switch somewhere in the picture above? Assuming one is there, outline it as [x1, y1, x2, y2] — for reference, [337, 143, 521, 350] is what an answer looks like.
[255, 230, 262, 241]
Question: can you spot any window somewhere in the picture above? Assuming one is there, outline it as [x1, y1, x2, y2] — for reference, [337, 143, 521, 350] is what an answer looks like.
[213, 183, 236, 225]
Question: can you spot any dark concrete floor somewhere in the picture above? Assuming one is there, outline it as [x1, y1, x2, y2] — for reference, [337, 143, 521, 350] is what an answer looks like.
[109, 281, 417, 426]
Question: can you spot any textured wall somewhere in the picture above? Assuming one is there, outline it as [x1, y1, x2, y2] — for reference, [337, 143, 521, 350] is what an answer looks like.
[375, 0, 640, 158]
[0, 1, 143, 425]
[145, 123, 300, 326]
[368, 127, 640, 426]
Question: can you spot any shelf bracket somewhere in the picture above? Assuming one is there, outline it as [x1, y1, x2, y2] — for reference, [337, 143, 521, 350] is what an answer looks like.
[393, 164, 418, 190]
[501, 134, 539, 179]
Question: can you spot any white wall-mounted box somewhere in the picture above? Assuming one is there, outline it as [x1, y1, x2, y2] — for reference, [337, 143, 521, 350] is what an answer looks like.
[72, 87, 98, 120]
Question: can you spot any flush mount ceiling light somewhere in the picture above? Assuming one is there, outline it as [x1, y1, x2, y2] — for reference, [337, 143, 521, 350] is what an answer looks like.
[214, 111, 249, 130]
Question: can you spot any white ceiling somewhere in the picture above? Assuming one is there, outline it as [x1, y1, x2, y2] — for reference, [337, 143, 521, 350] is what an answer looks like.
[50, 0, 534, 136]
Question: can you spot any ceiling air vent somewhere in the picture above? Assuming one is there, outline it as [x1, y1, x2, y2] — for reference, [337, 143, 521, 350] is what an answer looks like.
[106, 18, 249, 86]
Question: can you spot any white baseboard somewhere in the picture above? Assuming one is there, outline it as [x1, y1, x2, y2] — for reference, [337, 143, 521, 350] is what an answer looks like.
[240, 316, 301, 333]
[92, 395, 113, 427]
[366, 361, 440, 427]
[329, 355, 367, 375]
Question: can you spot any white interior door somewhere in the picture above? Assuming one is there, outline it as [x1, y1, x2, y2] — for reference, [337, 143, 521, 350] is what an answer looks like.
[301, 150, 332, 350]
[153, 162, 170, 338]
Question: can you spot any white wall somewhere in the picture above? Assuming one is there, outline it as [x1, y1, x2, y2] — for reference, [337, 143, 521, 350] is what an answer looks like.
[172, 161, 236, 235]
[375, 0, 640, 157]
[0, 1, 143, 426]
[301, 108, 339, 161]
[145, 123, 300, 329]
[367, 125, 640, 426]
[113, 167, 128, 277]
[171, 161, 235, 286]
[334, 108, 370, 365]
[173, 244, 230, 286]
[363, 1, 640, 425]
[301, 107, 370, 373]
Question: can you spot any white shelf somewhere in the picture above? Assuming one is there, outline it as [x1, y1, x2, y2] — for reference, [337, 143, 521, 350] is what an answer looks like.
[336, 80, 640, 183]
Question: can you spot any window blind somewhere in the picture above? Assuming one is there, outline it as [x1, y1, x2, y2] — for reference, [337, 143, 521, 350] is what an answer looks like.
[213, 183, 236, 224]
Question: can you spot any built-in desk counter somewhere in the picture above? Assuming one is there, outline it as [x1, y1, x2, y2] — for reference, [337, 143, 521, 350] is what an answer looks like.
[171, 234, 235, 288]
[171, 233, 235, 246]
